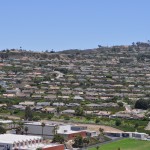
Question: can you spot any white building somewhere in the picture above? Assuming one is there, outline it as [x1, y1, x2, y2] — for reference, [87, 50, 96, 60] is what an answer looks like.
[0, 134, 64, 150]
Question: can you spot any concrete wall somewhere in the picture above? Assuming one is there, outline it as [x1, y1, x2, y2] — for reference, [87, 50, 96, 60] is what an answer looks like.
[24, 124, 55, 138]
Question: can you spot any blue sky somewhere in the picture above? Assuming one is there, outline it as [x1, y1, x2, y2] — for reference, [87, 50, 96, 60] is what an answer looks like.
[0, 0, 150, 51]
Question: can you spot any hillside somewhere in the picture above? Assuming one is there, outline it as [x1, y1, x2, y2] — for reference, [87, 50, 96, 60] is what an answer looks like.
[0, 42, 150, 105]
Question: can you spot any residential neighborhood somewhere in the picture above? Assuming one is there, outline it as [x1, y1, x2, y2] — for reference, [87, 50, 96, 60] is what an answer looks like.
[0, 43, 150, 149]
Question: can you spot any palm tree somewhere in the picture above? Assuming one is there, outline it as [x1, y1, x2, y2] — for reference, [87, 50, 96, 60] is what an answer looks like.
[53, 125, 59, 135]
[12, 120, 16, 128]
[24, 126, 28, 135]
[41, 122, 45, 137]
[99, 128, 104, 135]
[16, 121, 24, 134]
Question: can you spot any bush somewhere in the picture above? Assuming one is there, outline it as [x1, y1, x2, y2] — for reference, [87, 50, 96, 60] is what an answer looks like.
[32, 116, 41, 121]
[85, 114, 92, 120]
[0, 126, 6, 134]
[95, 118, 100, 124]
[63, 114, 70, 120]
[135, 99, 150, 110]
[13, 109, 20, 114]
[52, 134, 64, 144]
[115, 120, 121, 126]
[117, 102, 123, 107]
[47, 114, 54, 120]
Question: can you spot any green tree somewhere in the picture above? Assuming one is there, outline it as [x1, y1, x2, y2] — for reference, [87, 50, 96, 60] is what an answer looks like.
[75, 107, 84, 116]
[99, 128, 104, 135]
[56, 107, 60, 114]
[16, 121, 24, 134]
[0, 126, 6, 134]
[33, 116, 41, 121]
[134, 123, 139, 131]
[53, 125, 59, 135]
[41, 122, 45, 137]
[96, 146, 100, 150]
[24, 126, 28, 135]
[95, 117, 100, 124]
[117, 102, 123, 107]
[36, 148, 42, 150]
[47, 114, 54, 120]
[63, 114, 70, 120]
[83, 138, 89, 148]
[135, 99, 150, 110]
[115, 120, 121, 126]
[73, 135, 83, 148]
[85, 114, 92, 120]
[52, 134, 64, 144]
[24, 106, 33, 121]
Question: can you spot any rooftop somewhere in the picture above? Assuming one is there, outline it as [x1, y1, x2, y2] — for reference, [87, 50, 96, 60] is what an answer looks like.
[0, 134, 42, 144]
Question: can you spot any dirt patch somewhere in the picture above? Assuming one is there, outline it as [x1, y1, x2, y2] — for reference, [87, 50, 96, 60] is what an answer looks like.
[74, 123, 123, 133]
[42, 120, 123, 133]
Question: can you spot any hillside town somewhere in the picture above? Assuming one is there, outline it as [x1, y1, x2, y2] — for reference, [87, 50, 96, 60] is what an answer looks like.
[0, 42, 150, 149]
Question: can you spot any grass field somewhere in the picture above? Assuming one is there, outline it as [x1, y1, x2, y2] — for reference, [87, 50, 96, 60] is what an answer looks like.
[89, 138, 150, 150]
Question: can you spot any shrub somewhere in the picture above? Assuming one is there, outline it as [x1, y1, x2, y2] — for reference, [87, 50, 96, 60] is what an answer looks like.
[32, 116, 41, 121]
[115, 120, 121, 126]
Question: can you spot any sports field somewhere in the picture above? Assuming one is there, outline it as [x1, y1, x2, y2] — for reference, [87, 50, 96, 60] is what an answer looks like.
[89, 138, 150, 150]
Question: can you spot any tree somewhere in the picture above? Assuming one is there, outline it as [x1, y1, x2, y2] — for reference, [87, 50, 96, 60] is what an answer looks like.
[73, 135, 83, 148]
[83, 138, 89, 148]
[99, 128, 104, 135]
[0, 126, 6, 134]
[53, 125, 59, 135]
[24, 106, 33, 121]
[98, 45, 102, 48]
[135, 99, 150, 110]
[12, 120, 16, 128]
[85, 114, 92, 120]
[75, 107, 84, 116]
[56, 107, 60, 114]
[41, 122, 45, 137]
[117, 102, 123, 107]
[33, 115, 41, 121]
[16, 121, 24, 134]
[24, 126, 28, 135]
[52, 134, 64, 144]
[134, 123, 139, 131]
[95, 117, 100, 124]
[36, 148, 42, 150]
[63, 114, 70, 120]
[115, 120, 121, 126]
[47, 114, 54, 120]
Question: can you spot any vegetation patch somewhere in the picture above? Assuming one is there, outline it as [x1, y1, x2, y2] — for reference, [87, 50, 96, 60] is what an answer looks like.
[89, 138, 150, 150]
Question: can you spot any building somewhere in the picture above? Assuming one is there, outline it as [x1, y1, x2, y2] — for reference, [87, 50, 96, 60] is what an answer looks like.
[0, 134, 64, 150]
[23, 122, 57, 139]
[57, 125, 87, 140]
[104, 131, 150, 140]
[0, 119, 13, 129]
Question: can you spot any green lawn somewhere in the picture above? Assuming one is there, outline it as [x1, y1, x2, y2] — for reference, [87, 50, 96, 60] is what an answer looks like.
[89, 138, 150, 150]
